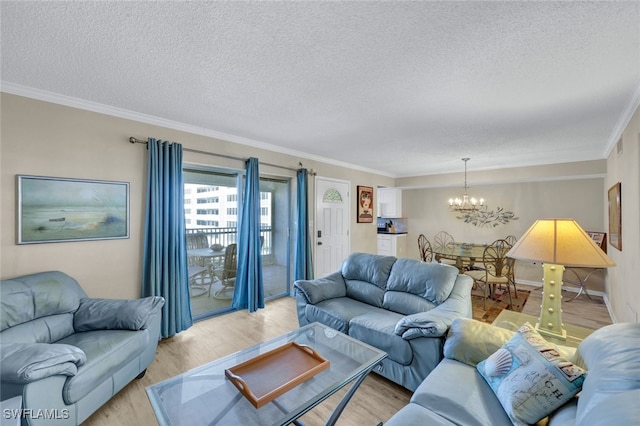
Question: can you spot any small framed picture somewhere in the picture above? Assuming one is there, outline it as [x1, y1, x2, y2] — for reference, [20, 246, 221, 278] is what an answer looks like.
[356, 186, 374, 223]
[17, 175, 130, 244]
[607, 182, 621, 251]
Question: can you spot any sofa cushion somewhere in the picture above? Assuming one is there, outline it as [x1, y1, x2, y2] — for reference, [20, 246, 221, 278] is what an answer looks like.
[302, 298, 373, 333]
[0, 343, 86, 384]
[57, 329, 148, 404]
[1, 271, 85, 332]
[341, 253, 396, 288]
[383, 401, 458, 426]
[477, 322, 586, 426]
[383, 291, 437, 316]
[387, 259, 458, 305]
[0, 313, 75, 344]
[342, 253, 395, 306]
[410, 358, 513, 426]
[349, 310, 412, 365]
[575, 322, 640, 425]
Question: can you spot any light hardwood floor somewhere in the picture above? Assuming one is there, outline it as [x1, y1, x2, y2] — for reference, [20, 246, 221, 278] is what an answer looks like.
[82, 285, 611, 426]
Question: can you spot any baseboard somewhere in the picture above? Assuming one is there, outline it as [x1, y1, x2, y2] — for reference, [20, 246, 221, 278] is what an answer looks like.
[516, 279, 616, 323]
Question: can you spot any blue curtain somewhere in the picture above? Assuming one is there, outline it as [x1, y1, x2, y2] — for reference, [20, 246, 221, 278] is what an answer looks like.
[295, 169, 314, 281]
[141, 138, 192, 337]
[232, 157, 265, 312]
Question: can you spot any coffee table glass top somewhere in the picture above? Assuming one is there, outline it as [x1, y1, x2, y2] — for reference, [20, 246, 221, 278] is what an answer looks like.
[146, 322, 386, 426]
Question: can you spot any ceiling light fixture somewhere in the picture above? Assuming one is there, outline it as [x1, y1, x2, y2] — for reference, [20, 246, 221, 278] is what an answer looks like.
[449, 158, 484, 212]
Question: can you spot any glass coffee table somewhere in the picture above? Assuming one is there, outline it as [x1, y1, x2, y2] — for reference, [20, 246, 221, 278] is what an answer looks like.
[146, 322, 387, 426]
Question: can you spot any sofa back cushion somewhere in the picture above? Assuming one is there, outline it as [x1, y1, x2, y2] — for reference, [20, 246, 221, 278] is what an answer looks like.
[575, 322, 640, 425]
[341, 253, 396, 307]
[386, 259, 458, 305]
[1, 271, 85, 338]
[0, 314, 76, 344]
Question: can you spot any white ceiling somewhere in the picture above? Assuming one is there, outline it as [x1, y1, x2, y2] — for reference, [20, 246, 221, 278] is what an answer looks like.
[2, 1, 639, 177]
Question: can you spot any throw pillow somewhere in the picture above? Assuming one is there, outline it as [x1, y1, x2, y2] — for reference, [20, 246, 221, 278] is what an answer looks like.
[476, 322, 586, 426]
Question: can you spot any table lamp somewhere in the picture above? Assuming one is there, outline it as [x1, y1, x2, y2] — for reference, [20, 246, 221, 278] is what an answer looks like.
[506, 219, 615, 340]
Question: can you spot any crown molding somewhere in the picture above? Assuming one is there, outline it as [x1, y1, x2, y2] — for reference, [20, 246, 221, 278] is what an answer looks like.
[1, 82, 395, 178]
[604, 82, 640, 158]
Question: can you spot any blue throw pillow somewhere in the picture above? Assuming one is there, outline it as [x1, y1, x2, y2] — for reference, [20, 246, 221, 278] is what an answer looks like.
[477, 322, 586, 426]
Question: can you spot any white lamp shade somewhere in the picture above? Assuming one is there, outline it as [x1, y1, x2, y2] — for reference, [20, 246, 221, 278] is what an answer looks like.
[506, 219, 615, 268]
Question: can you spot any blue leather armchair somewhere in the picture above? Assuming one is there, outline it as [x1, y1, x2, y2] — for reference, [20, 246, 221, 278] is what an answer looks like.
[0, 271, 164, 425]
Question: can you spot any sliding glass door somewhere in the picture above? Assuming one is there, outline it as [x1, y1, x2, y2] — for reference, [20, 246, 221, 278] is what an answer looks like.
[184, 167, 291, 320]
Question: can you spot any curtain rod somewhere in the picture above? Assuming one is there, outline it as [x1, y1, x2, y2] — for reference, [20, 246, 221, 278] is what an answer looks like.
[129, 137, 315, 175]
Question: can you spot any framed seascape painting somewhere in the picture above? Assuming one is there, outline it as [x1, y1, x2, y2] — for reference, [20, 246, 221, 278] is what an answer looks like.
[607, 182, 621, 251]
[357, 185, 374, 223]
[17, 175, 130, 244]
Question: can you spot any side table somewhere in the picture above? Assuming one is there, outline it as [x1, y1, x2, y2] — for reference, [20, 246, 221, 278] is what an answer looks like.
[492, 310, 593, 348]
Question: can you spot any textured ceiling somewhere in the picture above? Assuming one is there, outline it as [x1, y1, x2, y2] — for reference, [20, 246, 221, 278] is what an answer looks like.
[2, 1, 639, 177]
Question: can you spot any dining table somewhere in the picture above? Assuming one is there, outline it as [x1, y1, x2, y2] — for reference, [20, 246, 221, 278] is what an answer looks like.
[432, 242, 489, 271]
[187, 248, 226, 278]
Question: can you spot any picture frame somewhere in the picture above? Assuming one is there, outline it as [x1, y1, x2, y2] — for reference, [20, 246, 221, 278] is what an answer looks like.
[356, 185, 374, 223]
[607, 182, 622, 251]
[586, 231, 607, 254]
[17, 175, 130, 244]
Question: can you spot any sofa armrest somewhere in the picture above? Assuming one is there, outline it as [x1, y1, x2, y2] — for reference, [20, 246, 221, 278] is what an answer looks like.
[73, 296, 165, 331]
[0, 343, 86, 384]
[293, 272, 347, 304]
[394, 274, 473, 339]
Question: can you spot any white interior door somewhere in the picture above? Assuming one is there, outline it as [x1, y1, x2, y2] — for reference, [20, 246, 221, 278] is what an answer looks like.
[314, 177, 350, 278]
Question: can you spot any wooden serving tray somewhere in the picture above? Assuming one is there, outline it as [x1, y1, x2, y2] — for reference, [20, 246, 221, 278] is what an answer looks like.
[224, 341, 330, 408]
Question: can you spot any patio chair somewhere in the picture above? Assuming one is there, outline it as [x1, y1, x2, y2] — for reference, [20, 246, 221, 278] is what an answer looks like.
[187, 233, 213, 297]
[213, 243, 238, 300]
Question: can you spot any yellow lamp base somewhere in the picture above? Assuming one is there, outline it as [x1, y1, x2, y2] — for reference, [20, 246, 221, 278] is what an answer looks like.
[536, 263, 567, 341]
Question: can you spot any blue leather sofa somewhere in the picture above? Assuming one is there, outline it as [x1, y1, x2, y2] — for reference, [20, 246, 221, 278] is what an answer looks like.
[0, 271, 164, 425]
[294, 253, 473, 391]
[384, 319, 640, 425]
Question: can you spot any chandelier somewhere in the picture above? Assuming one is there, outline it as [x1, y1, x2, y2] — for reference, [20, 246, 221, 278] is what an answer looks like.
[448, 158, 484, 212]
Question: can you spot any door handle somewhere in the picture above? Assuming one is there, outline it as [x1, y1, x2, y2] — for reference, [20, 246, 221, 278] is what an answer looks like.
[317, 241, 323, 245]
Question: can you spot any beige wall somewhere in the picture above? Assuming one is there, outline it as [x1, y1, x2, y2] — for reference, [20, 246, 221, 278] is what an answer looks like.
[401, 178, 606, 291]
[605, 105, 640, 323]
[0, 93, 392, 298]
[2, 93, 637, 324]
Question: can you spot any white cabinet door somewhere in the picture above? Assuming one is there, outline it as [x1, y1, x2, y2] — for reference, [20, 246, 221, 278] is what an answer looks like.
[378, 188, 402, 217]
[377, 234, 406, 257]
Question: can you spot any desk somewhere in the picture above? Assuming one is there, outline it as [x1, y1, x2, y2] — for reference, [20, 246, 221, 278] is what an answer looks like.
[432, 243, 488, 271]
[492, 310, 593, 348]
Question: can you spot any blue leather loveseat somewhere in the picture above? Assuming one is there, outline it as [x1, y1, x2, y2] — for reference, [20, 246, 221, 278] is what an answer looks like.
[0, 271, 164, 425]
[294, 253, 473, 391]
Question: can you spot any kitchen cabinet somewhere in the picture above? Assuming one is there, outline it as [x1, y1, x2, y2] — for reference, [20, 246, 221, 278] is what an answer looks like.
[377, 234, 407, 258]
[378, 188, 402, 217]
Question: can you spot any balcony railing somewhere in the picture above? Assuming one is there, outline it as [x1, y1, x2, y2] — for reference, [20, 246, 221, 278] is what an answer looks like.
[185, 226, 273, 261]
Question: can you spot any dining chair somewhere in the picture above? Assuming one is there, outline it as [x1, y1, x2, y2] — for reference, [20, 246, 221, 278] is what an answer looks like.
[186, 233, 213, 297]
[213, 243, 238, 300]
[464, 239, 517, 310]
[433, 231, 457, 267]
[504, 235, 517, 246]
[417, 234, 433, 262]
